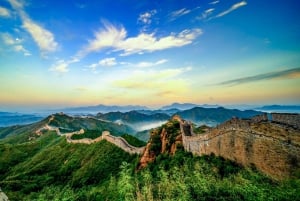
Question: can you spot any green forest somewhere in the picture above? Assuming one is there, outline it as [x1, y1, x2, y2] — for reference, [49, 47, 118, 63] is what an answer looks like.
[0, 130, 299, 200]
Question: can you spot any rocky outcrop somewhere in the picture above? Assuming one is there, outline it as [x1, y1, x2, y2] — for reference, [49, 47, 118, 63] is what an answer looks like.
[138, 116, 183, 169]
[138, 143, 156, 169]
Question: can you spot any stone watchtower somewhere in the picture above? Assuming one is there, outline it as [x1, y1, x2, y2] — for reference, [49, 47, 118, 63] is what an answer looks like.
[102, 131, 110, 137]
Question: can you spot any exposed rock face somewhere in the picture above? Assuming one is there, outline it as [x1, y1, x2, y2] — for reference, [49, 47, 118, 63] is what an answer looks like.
[138, 116, 183, 169]
[182, 117, 300, 179]
[138, 143, 156, 169]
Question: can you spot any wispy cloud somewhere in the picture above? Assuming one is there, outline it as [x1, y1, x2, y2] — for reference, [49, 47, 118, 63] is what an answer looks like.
[209, 0, 220, 5]
[99, 57, 117, 66]
[50, 58, 79, 73]
[138, 10, 157, 32]
[169, 8, 191, 21]
[199, 8, 215, 20]
[138, 10, 157, 25]
[1, 33, 16, 45]
[50, 60, 70, 73]
[113, 67, 192, 97]
[79, 21, 202, 57]
[88, 57, 117, 71]
[6, 0, 58, 53]
[135, 59, 168, 68]
[7, 0, 24, 9]
[0, 6, 11, 17]
[217, 67, 300, 86]
[0, 32, 31, 56]
[21, 15, 58, 52]
[13, 45, 31, 56]
[215, 1, 247, 18]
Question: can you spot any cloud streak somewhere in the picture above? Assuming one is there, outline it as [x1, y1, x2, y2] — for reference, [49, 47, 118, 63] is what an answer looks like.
[21, 14, 58, 52]
[215, 1, 247, 18]
[113, 67, 192, 98]
[209, 0, 220, 5]
[135, 59, 168, 68]
[217, 67, 300, 86]
[0, 32, 31, 56]
[80, 21, 202, 57]
[0, 6, 11, 17]
[200, 8, 215, 20]
[6, 0, 58, 53]
[169, 8, 191, 21]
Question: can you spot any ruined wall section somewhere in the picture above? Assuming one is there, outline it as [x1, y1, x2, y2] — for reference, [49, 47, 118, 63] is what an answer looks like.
[271, 113, 300, 128]
[251, 113, 268, 123]
[181, 118, 300, 179]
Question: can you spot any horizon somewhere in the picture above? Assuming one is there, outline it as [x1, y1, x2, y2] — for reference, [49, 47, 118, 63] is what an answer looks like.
[1, 0, 300, 110]
[1, 102, 300, 114]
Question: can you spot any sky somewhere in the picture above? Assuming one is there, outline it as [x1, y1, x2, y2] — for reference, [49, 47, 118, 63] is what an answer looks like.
[0, 0, 300, 111]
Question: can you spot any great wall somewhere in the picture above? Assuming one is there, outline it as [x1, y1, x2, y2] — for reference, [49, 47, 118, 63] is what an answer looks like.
[35, 113, 300, 179]
[35, 114, 145, 155]
[180, 113, 300, 179]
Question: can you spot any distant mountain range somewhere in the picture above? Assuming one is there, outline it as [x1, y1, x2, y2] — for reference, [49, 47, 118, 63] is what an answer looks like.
[255, 105, 300, 113]
[54, 104, 150, 114]
[96, 111, 170, 124]
[0, 112, 43, 127]
[46, 103, 300, 115]
[160, 102, 219, 110]
[2, 103, 298, 128]
[176, 107, 262, 126]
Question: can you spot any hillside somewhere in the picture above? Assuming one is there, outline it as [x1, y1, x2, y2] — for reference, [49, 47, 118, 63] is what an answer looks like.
[47, 113, 134, 135]
[0, 131, 137, 200]
[176, 107, 262, 126]
[96, 111, 170, 124]
[0, 113, 300, 200]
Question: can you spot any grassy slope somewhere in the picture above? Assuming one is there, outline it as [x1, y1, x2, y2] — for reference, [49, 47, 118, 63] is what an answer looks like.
[0, 131, 138, 200]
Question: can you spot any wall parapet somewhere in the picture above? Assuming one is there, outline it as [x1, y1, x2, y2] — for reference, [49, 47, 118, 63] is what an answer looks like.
[271, 113, 300, 128]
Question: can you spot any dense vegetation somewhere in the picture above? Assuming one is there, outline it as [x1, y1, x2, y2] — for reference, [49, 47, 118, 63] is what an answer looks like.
[0, 114, 299, 200]
[121, 134, 147, 147]
[2, 141, 299, 200]
[193, 124, 210, 134]
[71, 130, 102, 140]
[0, 131, 137, 200]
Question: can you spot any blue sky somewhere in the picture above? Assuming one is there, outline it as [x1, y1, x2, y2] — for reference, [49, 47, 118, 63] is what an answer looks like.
[0, 0, 300, 111]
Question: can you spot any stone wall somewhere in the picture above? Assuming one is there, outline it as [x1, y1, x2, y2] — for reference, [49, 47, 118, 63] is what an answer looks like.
[102, 133, 145, 154]
[271, 113, 300, 128]
[251, 113, 268, 123]
[181, 118, 300, 179]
